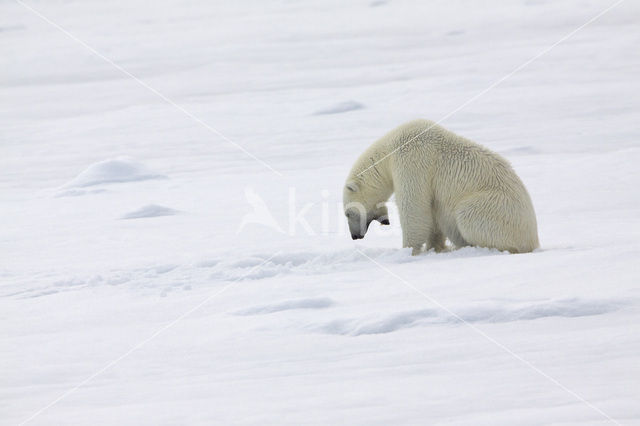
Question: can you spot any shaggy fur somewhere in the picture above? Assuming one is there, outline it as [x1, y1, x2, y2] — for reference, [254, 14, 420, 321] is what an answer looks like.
[343, 119, 539, 255]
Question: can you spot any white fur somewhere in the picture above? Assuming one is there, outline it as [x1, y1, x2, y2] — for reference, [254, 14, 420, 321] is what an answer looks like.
[344, 119, 539, 255]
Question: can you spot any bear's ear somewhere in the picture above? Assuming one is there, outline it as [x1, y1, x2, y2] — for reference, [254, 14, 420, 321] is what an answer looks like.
[346, 182, 359, 192]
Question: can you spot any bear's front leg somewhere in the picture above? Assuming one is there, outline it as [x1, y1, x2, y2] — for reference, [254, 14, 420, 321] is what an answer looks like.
[396, 189, 433, 255]
[403, 223, 438, 255]
[428, 230, 447, 253]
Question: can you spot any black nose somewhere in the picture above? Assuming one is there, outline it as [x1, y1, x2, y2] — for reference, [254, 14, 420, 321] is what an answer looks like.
[351, 234, 363, 240]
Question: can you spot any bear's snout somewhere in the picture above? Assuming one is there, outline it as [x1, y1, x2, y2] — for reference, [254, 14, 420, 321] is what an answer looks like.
[351, 233, 364, 240]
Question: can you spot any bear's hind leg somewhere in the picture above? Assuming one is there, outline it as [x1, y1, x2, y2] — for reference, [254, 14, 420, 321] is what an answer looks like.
[454, 192, 534, 253]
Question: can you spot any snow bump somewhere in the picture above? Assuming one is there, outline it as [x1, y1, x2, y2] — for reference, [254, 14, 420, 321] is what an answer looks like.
[313, 101, 364, 115]
[234, 297, 335, 315]
[63, 157, 167, 188]
[120, 204, 180, 220]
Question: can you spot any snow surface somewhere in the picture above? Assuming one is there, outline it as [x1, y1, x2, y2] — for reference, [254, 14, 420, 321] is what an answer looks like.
[1, 0, 640, 425]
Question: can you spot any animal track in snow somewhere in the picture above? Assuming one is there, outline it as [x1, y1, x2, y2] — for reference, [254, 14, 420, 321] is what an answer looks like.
[202, 247, 418, 281]
[7, 247, 506, 299]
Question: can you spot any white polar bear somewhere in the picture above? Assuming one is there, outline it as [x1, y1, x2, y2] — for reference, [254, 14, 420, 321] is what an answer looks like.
[343, 119, 539, 255]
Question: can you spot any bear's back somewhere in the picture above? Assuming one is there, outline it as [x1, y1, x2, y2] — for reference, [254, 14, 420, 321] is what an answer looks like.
[389, 119, 526, 196]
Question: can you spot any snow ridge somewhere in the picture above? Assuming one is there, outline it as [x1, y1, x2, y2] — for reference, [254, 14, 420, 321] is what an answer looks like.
[234, 297, 335, 315]
[318, 298, 627, 336]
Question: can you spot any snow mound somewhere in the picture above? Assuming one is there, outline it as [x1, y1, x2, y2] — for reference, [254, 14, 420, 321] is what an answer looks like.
[234, 297, 335, 315]
[313, 100, 364, 115]
[319, 298, 625, 336]
[63, 157, 166, 188]
[120, 204, 180, 220]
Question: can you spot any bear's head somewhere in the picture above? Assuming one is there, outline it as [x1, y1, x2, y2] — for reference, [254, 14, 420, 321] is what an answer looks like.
[343, 180, 390, 240]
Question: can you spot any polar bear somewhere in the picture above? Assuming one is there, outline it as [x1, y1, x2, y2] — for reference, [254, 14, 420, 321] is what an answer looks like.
[343, 119, 539, 255]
